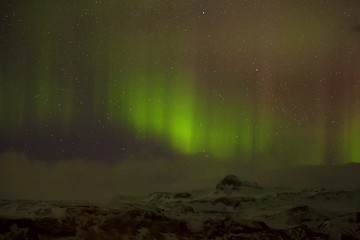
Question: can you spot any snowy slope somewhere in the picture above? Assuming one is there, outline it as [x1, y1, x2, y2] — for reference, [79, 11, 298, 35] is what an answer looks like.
[1, 174, 360, 239]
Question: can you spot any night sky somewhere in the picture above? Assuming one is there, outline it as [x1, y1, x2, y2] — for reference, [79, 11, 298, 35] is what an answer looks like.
[1, 0, 360, 170]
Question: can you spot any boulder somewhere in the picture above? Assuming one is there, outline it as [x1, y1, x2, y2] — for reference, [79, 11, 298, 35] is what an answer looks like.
[216, 174, 242, 190]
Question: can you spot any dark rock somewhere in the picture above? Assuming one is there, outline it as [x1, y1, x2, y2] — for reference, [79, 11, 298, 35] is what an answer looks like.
[286, 205, 311, 215]
[0, 217, 76, 239]
[148, 192, 172, 201]
[284, 224, 328, 239]
[214, 196, 257, 209]
[143, 211, 166, 220]
[174, 205, 195, 214]
[216, 174, 242, 190]
[201, 217, 288, 240]
[340, 233, 360, 240]
[173, 192, 192, 199]
[285, 205, 326, 226]
[125, 209, 143, 219]
[212, 197, 233, 206]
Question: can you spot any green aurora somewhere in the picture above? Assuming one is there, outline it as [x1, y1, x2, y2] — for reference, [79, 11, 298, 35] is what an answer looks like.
[0, 0, 360, 166]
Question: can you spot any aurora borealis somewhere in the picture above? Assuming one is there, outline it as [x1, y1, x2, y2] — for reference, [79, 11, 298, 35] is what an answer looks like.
[1, 0, 360, 167]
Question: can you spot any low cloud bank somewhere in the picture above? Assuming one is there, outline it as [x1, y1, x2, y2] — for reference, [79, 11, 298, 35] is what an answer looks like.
[0, 152, 252, 201]
[0, 152, 359, 201]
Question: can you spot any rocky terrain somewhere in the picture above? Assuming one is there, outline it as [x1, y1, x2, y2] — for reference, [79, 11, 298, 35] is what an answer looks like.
[1, 174, 360, 239]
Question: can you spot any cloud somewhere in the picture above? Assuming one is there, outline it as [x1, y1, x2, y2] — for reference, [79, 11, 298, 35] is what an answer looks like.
[1, 151, 359, 201]
[0, 152, 252, 201]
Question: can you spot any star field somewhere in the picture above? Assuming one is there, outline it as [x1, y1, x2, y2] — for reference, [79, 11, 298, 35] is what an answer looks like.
[0, 0, 360, 167]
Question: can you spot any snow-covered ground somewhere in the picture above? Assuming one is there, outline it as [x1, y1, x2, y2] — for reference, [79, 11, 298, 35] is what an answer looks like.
[1, 174, 360, 239]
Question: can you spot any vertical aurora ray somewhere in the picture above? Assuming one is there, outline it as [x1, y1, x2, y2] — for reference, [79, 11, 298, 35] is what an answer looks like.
[107, 40, 130, 127]
[35, 72, 50, 124]
[91, 41, 108, 123]
[207, 103, 238, 160]
[342, 112, 360, 163]
[209, 118, 238, 159]
[6, 60, 25, 130]
[34, 41, 51, 125]
[60, 80, 74, 128]
[254, 109, 273, 152]
[92, 68, 107, 123]
[30, 2, 55, 127]
[340, 68, 360, 164]
[0, 70, 2, 127]
[205, 98, 256, 161]
[236, 105, 254, 157]
[310, 116, 326, 165]
[128, 74, 149, 137]
[89, 2, 109, 124]
[147, 73, 166, 137]
[189, 97, 208, 154]
[107, 73, 125, 125]
[168, 69, 196, 153]
[348, 115, 360, 163]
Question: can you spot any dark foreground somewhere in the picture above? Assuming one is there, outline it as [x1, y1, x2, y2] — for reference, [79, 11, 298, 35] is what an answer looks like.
[1, 175, 360, 239]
